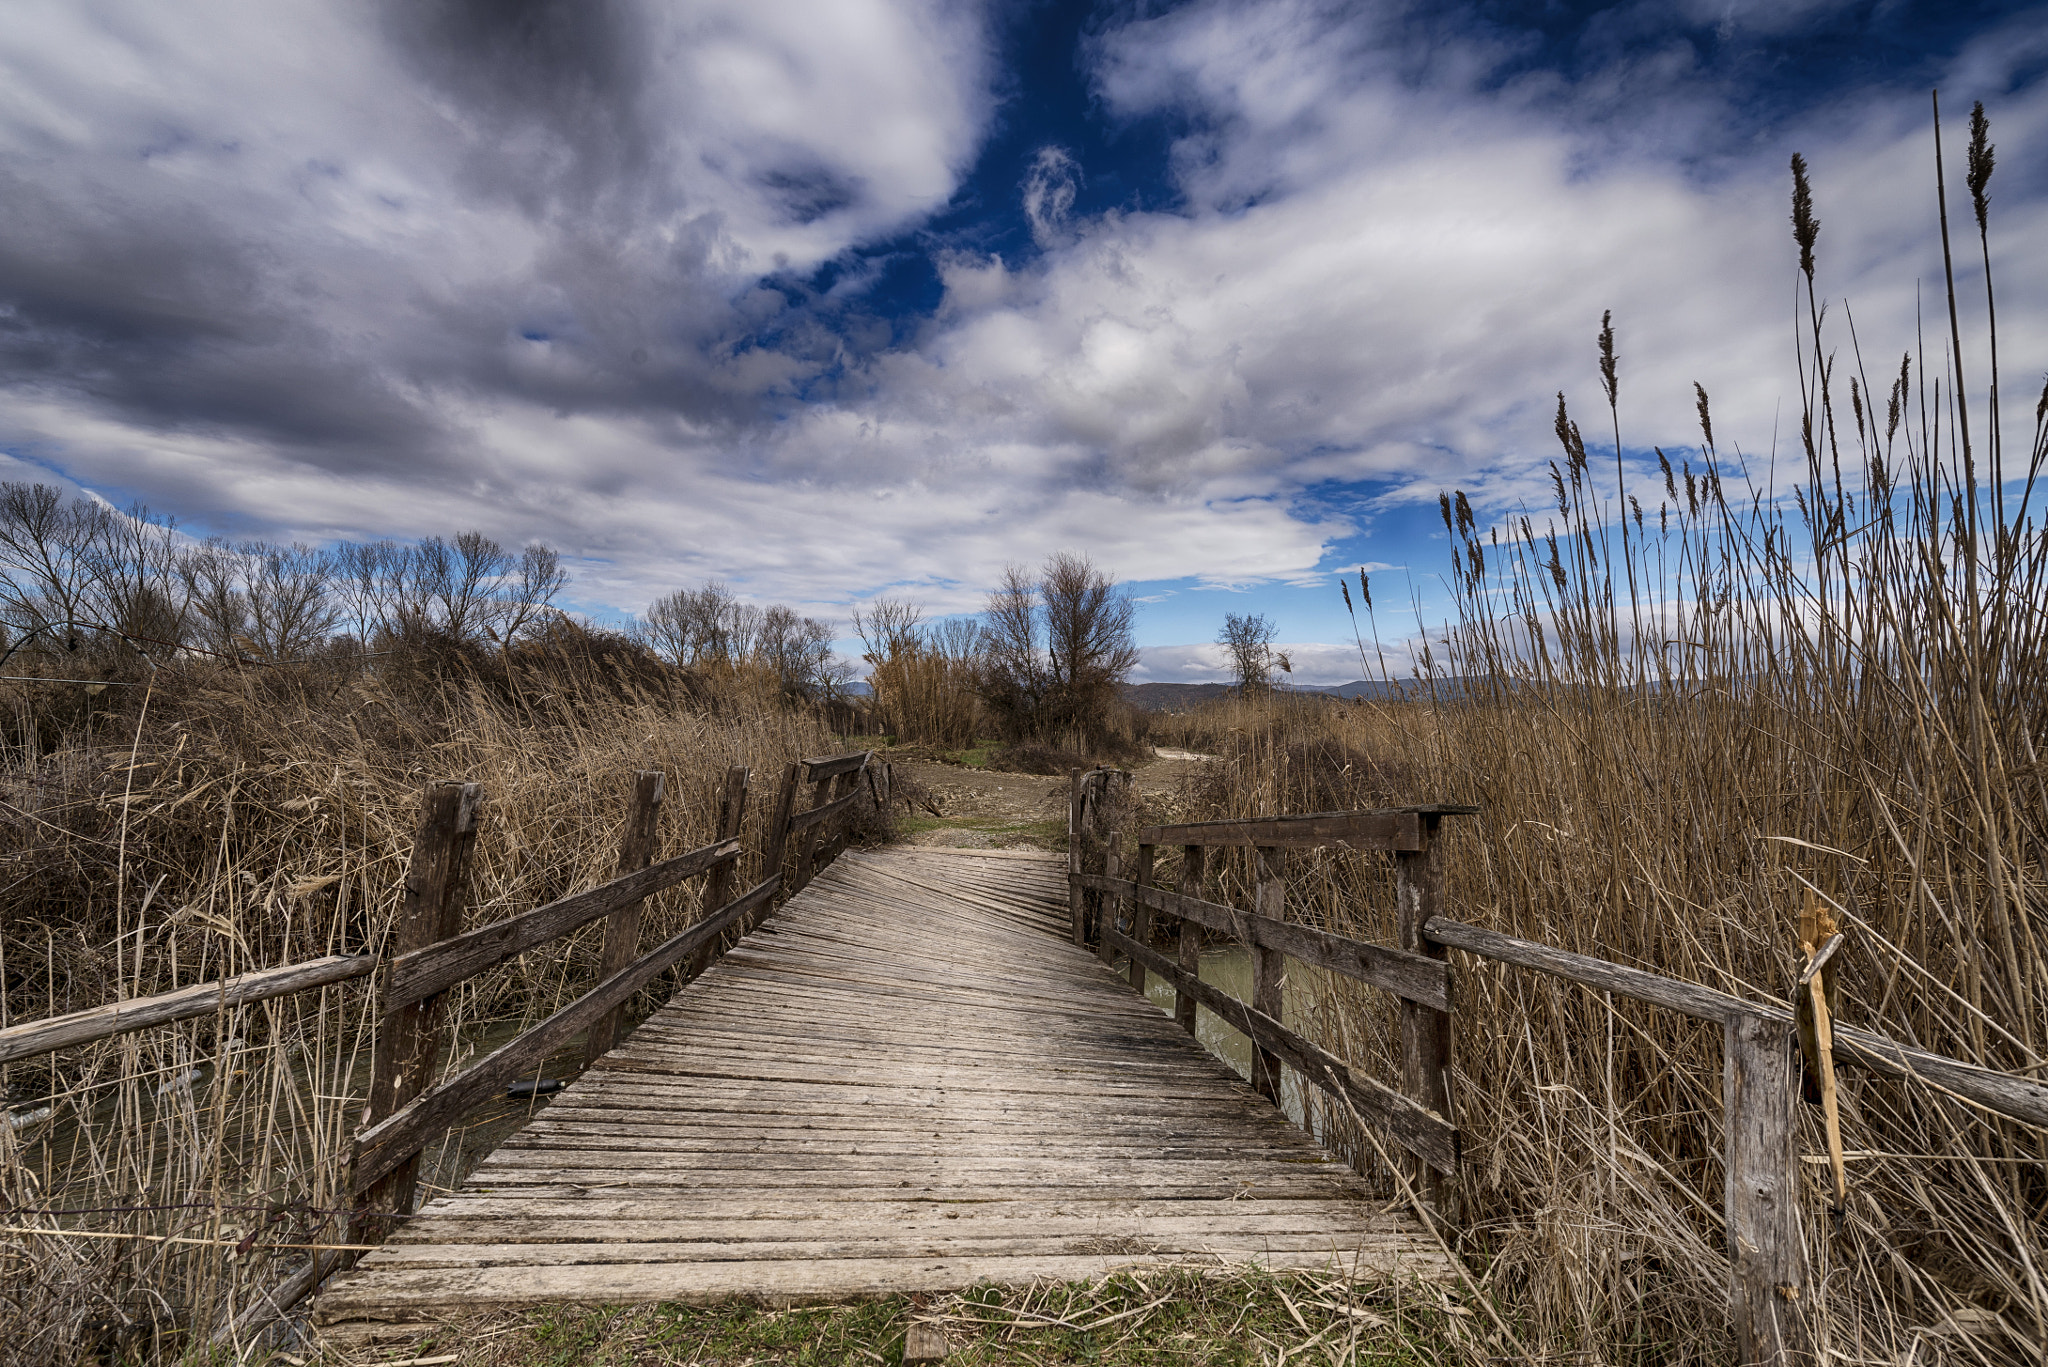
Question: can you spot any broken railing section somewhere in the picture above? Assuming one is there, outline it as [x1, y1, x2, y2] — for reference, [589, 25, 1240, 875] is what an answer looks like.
[1069, 779, 2048, 1367]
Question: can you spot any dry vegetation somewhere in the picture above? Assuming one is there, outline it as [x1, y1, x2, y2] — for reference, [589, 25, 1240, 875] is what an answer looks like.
[4, 107, 2044, 1367]
[1138, 114, 2048, 1366]
[0, 650, 848, 1364]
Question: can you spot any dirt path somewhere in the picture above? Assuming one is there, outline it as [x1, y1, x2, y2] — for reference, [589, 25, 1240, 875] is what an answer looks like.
[888, 749, 1217, 850]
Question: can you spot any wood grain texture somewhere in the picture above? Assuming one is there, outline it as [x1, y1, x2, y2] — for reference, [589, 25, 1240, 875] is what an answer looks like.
[319, 847, 1448, 1332]
[1137, 809, 1422, 852]
[1100, 922, 1458, 1175]
[1724, 1013, 1811, 1366]
[1426, 916, 2048, 1128]
[0, 953, 374, 1064]
[1076, 876, 1449, 1011]
[350, 876, 778, 1196]
[385, 837, 740, 1010]
[801, 750, 874, 781]
[586, 770, 666, 1064]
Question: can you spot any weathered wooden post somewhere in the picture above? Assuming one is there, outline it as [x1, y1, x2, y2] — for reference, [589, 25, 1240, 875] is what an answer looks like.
[1096, 773, 1123, 965]
[1128, 842, 1155, 993]
[792, 763, 839, 891]
[585, 769, 665, 1063]
[1394, 811, 1452, 1200]
[1175, 844, 1205, 1035]
[1725, 1011, 1811, 1367]
[686, 765, 750, 981]
[1250, 843, 1286, 1102]
[1068, 769, 1087, 947]
[354, 780, 480, 1242]
[762, 761, 801, 898]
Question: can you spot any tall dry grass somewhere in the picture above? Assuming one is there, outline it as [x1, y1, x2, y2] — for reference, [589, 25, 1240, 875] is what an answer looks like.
[1146, 120, 2047, 1362]
[0, 648, 841, 1363]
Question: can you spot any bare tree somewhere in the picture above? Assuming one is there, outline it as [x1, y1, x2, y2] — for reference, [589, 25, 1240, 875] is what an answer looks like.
[492, 543, 567, 645]
[979, 553, 1137, 744]
[1218, 611, 1279, 692]
[241, 542, 337, 660]
[638, 581, 741, 667]
[180, 538, 249, 658]
[0, 482, 110, 642]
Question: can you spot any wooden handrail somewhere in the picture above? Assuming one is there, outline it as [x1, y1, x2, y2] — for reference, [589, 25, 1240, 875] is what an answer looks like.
[0, 954, 376, 1065]
[351, 875, 780, 1194]
[1426, 915, 2048, 1130]
[1137, 808, 1428, 851]
[801, 750, 873, 781]
[1102, 921, 1458, 1172]
[1076, 873, 1449, 1010]
[383, 836, 741, 1010]
[788, 786, 865, 834]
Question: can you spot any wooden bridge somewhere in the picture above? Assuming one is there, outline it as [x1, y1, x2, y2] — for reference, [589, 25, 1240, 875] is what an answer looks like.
[10, 753, 2046, 1365]
[313, 844, 1452, 1332]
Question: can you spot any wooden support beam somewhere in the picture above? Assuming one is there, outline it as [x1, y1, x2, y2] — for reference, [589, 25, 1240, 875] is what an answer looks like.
[1724, 1012, 1811, 1367]
[1101, 921, 1458, 1174]
[1395, 813, 1451, 1201]
[383, 837, 740, 1010]
[350, 876, 779, 1196]
[1068, 769, 1087, 948]
[687, 766, 751, 983]
[355, 780, 481, 1242]
[586, 770, 666, 1065]
[1250, 844, 1285, 1103]
[1097, 773, 1124, 967]
[1076, 874, 1449, 1011]
[0, 954, 374, 1064]
[1175, 846, 1205, 1036]
[762, 762, 802, 893]
[1128, 844, 1155, 994]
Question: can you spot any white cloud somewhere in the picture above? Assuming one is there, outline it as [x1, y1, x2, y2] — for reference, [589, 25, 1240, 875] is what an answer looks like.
[3, 0, 2046, 665]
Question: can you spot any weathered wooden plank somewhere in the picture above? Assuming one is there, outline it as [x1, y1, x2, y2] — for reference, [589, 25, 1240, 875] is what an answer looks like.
[1078, 875, 1449, 1011]
[1136, 809, 1422, 851]
[0, 953, 374, 1064]
[1394, 815, 1451, 1201]
[800, 751, 873, 781]
[317, 1248, 1452, 1324]
[1725, 1013, 1811, 1367]
[587, 770, 666, 1064]
[1175, 846, 1204, 1036]
[687, 765, 752, 983]
[1425, 915, 2048, 1129]
[385, 837, 740, 1010]
[357, 781, 481, 1240]
[351, 876, 778, 1195]
[1100, 923, 1458, 1174]
[788, 786, 864, 834]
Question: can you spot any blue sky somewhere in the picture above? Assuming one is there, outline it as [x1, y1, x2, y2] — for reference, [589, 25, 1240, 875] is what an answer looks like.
[2, 0, 2045, 682]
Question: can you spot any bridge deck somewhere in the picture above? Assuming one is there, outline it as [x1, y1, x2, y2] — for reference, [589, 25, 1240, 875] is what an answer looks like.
[317, 846, 1450, 1333]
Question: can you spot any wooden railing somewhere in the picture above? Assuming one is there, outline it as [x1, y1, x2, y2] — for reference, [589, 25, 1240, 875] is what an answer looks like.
[2, 748, 887, 1344]
[1066, 769, 2048, 1367]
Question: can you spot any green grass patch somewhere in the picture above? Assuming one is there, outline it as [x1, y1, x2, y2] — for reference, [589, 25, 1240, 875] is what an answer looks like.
[323, 1269, 1477, 1366]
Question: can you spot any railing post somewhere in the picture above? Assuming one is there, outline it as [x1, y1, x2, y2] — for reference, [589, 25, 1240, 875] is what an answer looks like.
[1395, 812, 1452, 1200]
[585, 770, 664, 1065]
[1068, 768, 1088, 947]
[1128, 843, 1155, 993]
[1725, 1011, 1812, 1367]
[762, 761, 801, 896]
[1096, 774, 1121, 964]
[1174, 845, 1205, 1035]
[1250, 843, 1286, 1103]
[354, 780, 480, 1243]
[792, 765, 838, 891]
[687, 765, 751, 981]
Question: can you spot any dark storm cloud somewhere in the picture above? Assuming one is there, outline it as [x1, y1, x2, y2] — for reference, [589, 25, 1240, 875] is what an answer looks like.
[379, 0, 656, 216]
[0, 162, 451, 468]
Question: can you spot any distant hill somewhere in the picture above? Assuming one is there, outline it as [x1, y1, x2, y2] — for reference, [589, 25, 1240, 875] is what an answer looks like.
[1121, 681, 1238, 711]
